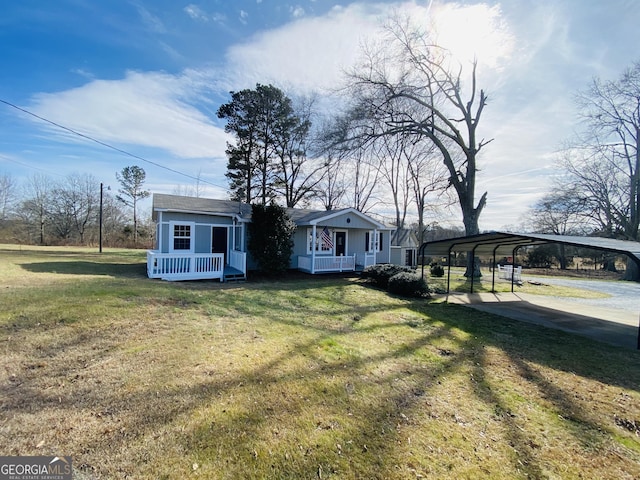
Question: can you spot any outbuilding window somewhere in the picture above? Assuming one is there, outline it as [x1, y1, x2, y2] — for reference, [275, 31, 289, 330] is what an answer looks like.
[170, 223, 194, 253]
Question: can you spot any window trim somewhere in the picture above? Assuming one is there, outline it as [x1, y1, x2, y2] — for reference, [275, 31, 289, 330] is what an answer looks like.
[365, 231, 383, 253]
[307, 227, 334, 255]
[169, 221, 195, 253]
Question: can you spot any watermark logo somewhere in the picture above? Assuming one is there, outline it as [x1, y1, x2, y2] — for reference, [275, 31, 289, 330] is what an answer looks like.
[0, 456, 72, 480]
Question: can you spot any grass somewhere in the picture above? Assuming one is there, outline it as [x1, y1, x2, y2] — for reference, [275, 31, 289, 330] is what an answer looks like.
[427, 267, 611, 297]
[1, 245, 640, 479]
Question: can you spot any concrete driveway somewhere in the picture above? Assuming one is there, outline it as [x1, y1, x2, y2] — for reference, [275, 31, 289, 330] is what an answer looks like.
[526, 276, 640, 312]
[439, 278, 640, 350]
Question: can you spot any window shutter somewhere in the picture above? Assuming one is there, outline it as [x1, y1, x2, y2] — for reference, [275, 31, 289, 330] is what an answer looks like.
[379, 232, 383, 251]
[365, 232, 370, 252]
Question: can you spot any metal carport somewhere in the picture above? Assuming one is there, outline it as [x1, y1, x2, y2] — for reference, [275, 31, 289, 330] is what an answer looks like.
[418, 231, 640, 349]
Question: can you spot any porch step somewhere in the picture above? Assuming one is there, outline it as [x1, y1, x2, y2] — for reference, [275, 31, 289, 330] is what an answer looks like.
[224, 273, 246, 282]
[223, 265, 246, 282]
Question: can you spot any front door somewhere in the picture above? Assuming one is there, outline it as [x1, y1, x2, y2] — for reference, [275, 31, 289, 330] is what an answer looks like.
[335, 231, 346, 256]
[405, 249, 415, 266]
[212, 227, 228, 264]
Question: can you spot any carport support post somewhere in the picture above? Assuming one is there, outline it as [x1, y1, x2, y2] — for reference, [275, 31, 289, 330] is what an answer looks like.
[491, 246, 499, 293]
[446, 247, 453, 294]
[511, 247, 518, 293]
[470, 245, 479, 294]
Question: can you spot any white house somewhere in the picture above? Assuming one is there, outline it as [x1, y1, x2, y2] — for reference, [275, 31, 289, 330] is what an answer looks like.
[147, 194, 393, 281]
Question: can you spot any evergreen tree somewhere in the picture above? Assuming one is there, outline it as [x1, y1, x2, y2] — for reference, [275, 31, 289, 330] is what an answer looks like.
[116, 165, 150, 244]
[218, 84, 309, 205]
[247, 202, 296, 275]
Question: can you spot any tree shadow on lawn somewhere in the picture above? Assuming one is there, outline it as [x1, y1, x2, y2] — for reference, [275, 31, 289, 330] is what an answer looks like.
[19, 261, 147, 277]
[415, 301, 640, 475]
[4, 277, 640, 478]
[1, 308, 478, 478]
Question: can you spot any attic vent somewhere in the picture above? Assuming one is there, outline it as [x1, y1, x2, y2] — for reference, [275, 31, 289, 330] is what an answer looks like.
[346, 218, 351, 224]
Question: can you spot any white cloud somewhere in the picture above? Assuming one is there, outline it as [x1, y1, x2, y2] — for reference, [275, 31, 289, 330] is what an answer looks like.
[71, 68, 95, 80]
[28, 70, 230, 160]
[429, 2, 515, 70]
[184, 4, 228, 26]
[223, 3, 390, 93]
[134, 2, 166, 33]
[290, 5, 305, 18]
[239, 10, 249, 25]
[19, 0, 585, 229]
[212, 12, 227, 25]
[222, 1, 516, 93]
[184, 4, 209, 22]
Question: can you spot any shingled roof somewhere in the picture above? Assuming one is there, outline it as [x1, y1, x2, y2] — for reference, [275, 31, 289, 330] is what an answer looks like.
[152, 194, 390, 229]
[152, 194, 251, 221]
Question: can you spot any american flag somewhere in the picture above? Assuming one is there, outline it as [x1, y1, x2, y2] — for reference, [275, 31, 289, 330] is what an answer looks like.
[321, 226, 333, 249]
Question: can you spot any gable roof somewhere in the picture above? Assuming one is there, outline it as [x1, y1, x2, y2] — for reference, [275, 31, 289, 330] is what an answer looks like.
[289, 206, 390, 229]
[152, 194, 251, 221]
[391, 228, 419, 248]
[152, 194, 391, 229]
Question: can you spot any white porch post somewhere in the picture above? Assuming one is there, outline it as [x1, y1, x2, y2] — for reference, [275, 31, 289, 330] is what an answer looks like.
[158, 211, 163, 252]
[232, 218, 236, 251]
[311, 224, 316, 274]
[373, 228, 378, 264]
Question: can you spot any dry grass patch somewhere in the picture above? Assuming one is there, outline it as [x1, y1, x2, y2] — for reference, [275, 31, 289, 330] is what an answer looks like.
[1, 246, 640, 479]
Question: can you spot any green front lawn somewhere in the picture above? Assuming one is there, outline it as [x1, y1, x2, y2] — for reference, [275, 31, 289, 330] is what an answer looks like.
[1, 245, 639, 479]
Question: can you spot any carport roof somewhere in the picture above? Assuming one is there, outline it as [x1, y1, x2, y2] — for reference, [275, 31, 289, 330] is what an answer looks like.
[419, 231, 640, 266]
[420, 231, 640, 349]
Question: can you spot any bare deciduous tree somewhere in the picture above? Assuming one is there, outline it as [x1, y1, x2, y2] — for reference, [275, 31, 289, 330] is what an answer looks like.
[0, 172, 17, 223]
[273, 94, 327, 208]
[553, 61, 640, 279]
[314, 154, 346, 211]
[344, 17, 492, 274]
[20, 174, 52, 245]
[528, 184, 590, 269]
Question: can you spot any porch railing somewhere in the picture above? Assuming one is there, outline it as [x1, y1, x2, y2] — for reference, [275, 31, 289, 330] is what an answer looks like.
[298, 255, 312, 272]
[298, 255, 356, 273]
[229, 249, 246, 274]
[356, 252, 376, 268]
[147, 251, 224, 281]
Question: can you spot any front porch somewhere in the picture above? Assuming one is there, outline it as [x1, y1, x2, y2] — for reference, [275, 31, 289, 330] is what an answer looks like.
[147, 250, 246, 282]
[297, 253, 376, 274]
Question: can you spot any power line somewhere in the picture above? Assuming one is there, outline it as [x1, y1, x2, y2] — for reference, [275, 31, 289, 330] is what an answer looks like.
[0, 98, 227, 190]
[0, 153, 66, 178]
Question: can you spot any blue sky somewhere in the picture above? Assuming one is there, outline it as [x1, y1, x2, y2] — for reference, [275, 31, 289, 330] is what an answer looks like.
[1, 0, 639, 230]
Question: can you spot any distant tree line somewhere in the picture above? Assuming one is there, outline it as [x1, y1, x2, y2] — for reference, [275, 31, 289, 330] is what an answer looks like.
[0, 166, 151, 248]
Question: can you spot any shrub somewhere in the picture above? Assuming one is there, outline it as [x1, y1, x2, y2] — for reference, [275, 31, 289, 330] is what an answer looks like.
[362, 264, 414, 288]
[430, 264, 445, 277]
[388, 271, 429, 297]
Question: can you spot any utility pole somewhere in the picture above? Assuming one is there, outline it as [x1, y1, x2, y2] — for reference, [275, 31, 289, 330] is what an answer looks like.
[99, 183, 104, 253]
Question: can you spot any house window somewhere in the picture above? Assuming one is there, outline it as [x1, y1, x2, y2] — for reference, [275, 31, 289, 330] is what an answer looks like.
[171, 223, 193, 252]
[365, 231, 383, 253]
[307, 227, 333, 254]
[233, 225, 243, 251]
